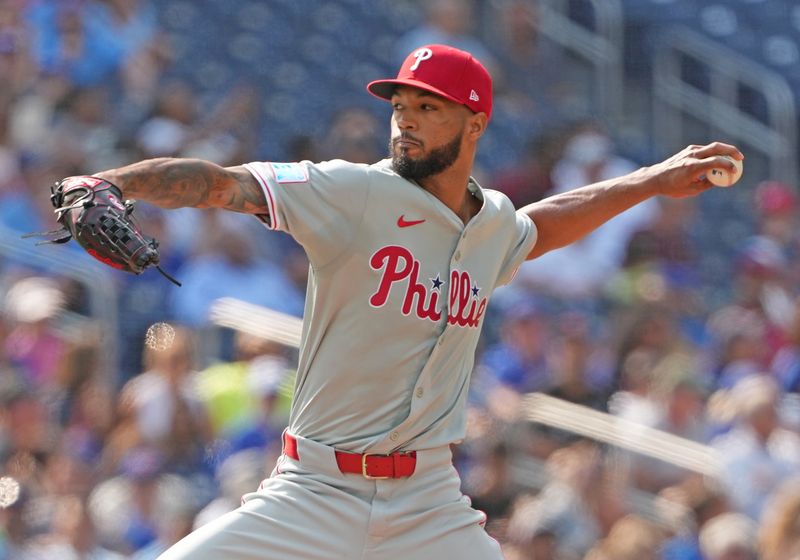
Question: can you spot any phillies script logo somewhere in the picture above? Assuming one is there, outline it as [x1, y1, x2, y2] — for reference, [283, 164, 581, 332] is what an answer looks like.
[368, 245, 488, 328]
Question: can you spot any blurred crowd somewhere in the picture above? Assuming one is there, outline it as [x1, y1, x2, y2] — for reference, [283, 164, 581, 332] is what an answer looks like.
[0, 1, 799, 559]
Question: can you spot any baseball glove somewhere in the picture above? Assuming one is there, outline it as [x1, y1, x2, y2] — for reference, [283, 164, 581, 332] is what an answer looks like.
[27, 176, 180, 285]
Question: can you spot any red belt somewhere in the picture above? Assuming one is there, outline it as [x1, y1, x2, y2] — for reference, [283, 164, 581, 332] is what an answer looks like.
[283, 432, 416, 479]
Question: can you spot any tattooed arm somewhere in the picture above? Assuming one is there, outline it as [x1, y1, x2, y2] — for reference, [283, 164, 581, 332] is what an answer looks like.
[95, 158, 267, 214]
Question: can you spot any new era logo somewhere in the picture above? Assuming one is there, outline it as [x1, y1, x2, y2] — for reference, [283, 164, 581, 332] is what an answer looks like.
[469, 90, 480, 102]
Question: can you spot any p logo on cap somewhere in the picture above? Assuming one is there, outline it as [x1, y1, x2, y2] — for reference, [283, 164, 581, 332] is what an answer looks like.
[367, 44, 493, 120]
[409, 48, 433, 71]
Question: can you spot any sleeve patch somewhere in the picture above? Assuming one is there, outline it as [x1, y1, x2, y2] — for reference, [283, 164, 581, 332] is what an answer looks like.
[269, 162, 308, 184]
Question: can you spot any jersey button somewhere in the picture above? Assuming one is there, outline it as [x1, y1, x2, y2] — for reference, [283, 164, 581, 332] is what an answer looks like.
[454, 250, 461, 261]
[416, 387, 424, 398]
[390, 431, 399, 441]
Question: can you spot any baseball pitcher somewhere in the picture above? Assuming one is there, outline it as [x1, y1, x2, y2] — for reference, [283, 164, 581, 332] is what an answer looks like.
[51, 44, 742, 559]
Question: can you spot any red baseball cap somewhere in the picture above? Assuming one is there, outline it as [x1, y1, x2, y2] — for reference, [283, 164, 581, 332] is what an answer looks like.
[367, 44, 493, 120]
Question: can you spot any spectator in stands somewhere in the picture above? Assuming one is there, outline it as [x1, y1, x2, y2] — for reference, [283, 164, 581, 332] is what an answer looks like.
[603, 197, 712, 364]
[2, 276, 67, 391]
[117, 446, 166, 553]
[738, 181, 800, 343]
[699, 512, 759, 560]
[623, 197, 697, 271]
[0, 485, 30, 559]
[25, 2, 124, 86]
[652, 359, 708, 444]
[485, 0, 577, 127]
[711, 375, 800, 521]
[320, 106, 384, 164]
[193, 448, 269, 530]
[57, 374, 114, 473]
[546, 311, 611, 411]
[0, 312, 24, 399]
[0, 93, 22, 199]
[87, 0, 158, 60]
[122, 325, 197, 443]
[101, 382, 142, 477]
[771, 296, 800, 392]
[47, 85, 123, 172]
[39, 434, 99, 508]
[706, 305, 770, 390]
[0, 0, 35, 96]
[115, 204, 183, 380]
[708, 183, 800, 371]
[128, 474, 196, 560]
[90, 445, 196, 558]
[170, 214, 305, 326]
[85, 0, 164, 114]
[612, 198, 702, 318]
[135, 81, 258, 173]
[659, 475, 732, 560]
[584, 515, 665, 560]
[195, 331, 292, 454]
[285, 134, 320, 163]
[2, 390, 50, 469]
[0, 163, 28, 243]
[612, 351, 709, 492]
[750, 180, 799, 268]
[5, 70, 70, 158]
[508, 441, 625, 559]
[182, 84, 262, 167]
[23, 494, 123, 560]
[491, 131, 564, 208]
[502, 493, 558, 560]
[135, 80, 197, 159]
[394, 0, 496, 73]
[0, 156, 85, 243]
[474, 301, 552, 423]
[461, 441, 517, 528]
[118, 325, 211, 474]
[758, 477, 800, 560]
[514, 314, 613, 456]
[52, 336, 103, 425]
[517, 120, 658, 297]
[612, 305, 684, 388]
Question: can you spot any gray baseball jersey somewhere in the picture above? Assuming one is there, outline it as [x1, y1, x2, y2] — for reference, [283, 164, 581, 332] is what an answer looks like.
[242, 158, 537, 454]
[158, 159, 536, 560]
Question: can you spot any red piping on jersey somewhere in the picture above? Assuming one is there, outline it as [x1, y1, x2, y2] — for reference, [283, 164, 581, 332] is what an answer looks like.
[248, 164, 279, 230]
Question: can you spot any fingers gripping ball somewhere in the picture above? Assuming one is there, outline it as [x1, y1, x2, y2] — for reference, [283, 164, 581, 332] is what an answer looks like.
[707, 155, 743, 187]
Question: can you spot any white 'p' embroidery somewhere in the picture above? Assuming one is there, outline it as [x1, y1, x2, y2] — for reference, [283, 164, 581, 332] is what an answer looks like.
[410, 48, 433, 71]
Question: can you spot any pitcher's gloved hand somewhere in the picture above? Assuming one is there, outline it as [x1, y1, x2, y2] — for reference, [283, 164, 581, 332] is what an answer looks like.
[38, 176, 180, 285]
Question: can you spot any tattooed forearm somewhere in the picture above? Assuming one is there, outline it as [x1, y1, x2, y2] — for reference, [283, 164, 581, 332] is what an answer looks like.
[95, 158, 267, 214]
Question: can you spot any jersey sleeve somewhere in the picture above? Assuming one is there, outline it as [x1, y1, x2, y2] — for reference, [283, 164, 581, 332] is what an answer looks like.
[495, 210, 538, 287]
[244, 159, 370, 267]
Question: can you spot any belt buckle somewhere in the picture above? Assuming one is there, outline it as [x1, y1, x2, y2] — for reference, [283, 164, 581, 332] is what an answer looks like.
[362, 454, 390, 479]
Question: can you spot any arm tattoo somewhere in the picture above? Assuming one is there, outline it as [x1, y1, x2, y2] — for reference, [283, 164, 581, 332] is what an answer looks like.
[96, 158, 268, 214]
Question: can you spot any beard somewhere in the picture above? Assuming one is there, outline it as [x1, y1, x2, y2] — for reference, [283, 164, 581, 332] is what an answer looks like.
[390, 130, 463, 181]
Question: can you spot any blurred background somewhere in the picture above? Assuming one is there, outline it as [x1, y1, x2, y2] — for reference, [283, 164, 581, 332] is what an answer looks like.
[1, 0, 800, 558]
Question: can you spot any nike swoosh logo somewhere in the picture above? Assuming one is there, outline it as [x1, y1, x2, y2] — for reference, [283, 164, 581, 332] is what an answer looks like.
[397, 215, 426, 228]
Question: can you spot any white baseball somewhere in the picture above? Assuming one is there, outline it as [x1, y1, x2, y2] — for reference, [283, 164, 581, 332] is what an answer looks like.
[707, 155, 743, 187]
